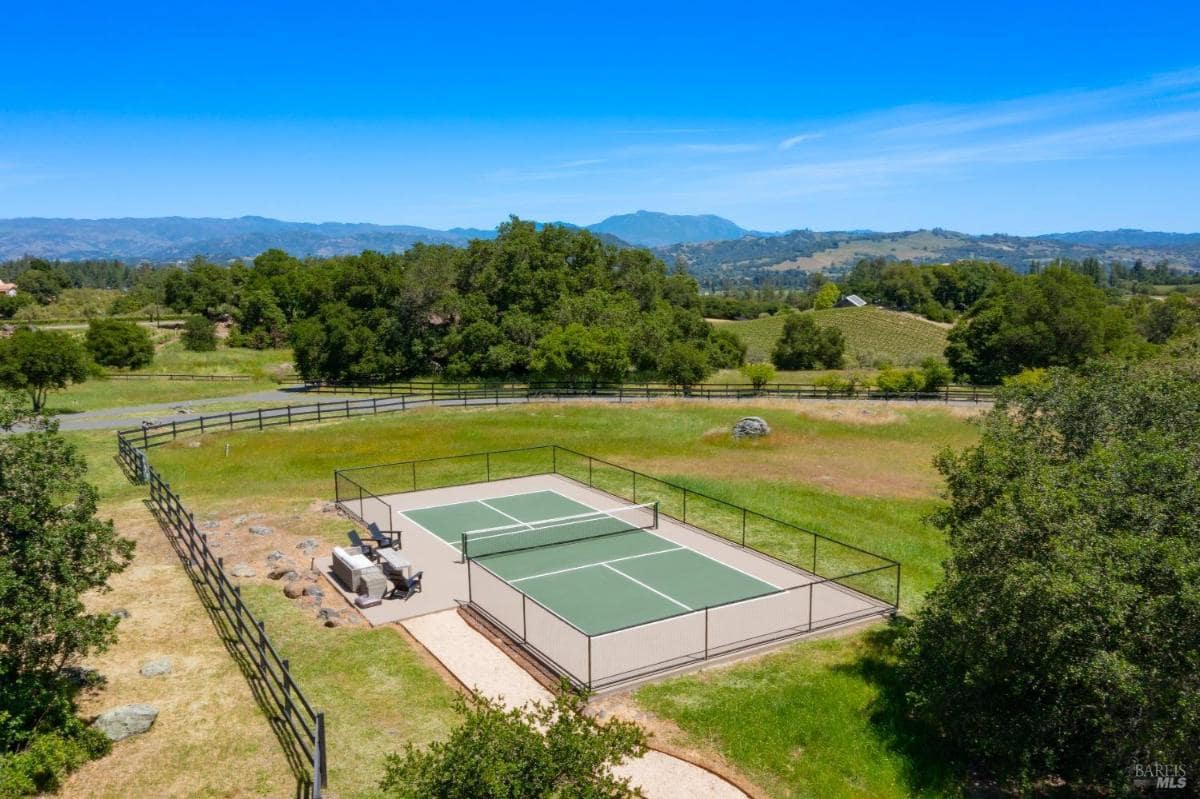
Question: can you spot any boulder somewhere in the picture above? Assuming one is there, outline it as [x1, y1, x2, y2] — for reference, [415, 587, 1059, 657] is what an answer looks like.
[230, 563, 256, 578]
[110, 608, 131, 620]
[201, 520, 219, 530]
[232, 514, 249, 526]
[302, 585, 325, 601]
[283, 581, 305, 599]
[139, 657, 172, 678]
[92, 704, 158, 742]
[296, 538, 319, 554]
[249, 525, 274, 536]
[265, 550, 288, 564]
[732, 416, 771, 439]
[269, 567, 299, 581]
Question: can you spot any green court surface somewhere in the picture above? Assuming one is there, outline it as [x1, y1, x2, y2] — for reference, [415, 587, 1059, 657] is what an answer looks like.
[400, 489, 780, 634]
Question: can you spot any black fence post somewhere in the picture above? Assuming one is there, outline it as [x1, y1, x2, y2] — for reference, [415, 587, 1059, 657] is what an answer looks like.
[316, 712, 328, 791]
[282, 660, 292, 722]
[741, 508, 747, 547]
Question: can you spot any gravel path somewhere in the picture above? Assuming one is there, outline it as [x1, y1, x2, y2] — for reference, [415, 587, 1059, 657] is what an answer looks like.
[402, 610, 748, 799]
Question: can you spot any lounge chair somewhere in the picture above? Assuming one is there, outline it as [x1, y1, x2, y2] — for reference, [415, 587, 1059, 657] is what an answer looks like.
[386, 570, 423, 600]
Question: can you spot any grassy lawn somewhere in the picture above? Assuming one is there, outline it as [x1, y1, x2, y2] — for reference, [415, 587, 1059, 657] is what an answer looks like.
[717, 307, 950, 366]
[636, 626, 957, 799]
[46, 344, 295, 414]
[73, 398, 978, 798]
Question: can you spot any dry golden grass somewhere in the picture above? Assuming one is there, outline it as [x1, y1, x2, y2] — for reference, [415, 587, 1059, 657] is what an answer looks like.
[60, 496, 298, 799]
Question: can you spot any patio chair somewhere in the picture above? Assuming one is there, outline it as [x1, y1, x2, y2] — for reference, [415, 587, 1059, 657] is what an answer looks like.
[386, 570, 423, 600]
[367, 522, 401, 551]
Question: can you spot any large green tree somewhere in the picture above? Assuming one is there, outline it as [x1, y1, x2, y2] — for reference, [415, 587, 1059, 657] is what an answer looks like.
[899, 361, 1200, 791]
[945, 267, 1137, 383]
[771, 313, 845, 369]
[0, 330, 89, 412]
[380, 688, 646, 798]
[0, 395, 133, 792]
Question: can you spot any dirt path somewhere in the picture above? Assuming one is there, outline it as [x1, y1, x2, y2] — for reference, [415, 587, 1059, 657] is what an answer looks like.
[402, 610, 751, 799]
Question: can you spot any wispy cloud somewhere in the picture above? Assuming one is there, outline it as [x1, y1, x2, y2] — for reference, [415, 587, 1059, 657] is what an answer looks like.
[778, 132, 823, 150]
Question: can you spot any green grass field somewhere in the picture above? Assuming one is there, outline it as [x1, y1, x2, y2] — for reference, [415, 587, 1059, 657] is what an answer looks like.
[716, 307, 950, 367]
[46, 344, 295, 414]
[68, 398, 979, 798]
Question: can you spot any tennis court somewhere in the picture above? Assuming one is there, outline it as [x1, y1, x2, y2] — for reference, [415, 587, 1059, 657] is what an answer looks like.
[401, 489, 780, 635]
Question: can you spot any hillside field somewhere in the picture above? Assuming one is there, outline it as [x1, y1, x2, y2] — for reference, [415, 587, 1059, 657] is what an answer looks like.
[716, 307, 950, 367]
[65, 399, 980, 798]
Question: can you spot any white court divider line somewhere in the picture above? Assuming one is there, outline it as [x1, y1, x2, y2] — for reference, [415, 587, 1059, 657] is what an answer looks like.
[510, 546, 685, 583]
[477, 498, 533, 528]
[603, 563, 692, 611]
[545, 487, 784, 591]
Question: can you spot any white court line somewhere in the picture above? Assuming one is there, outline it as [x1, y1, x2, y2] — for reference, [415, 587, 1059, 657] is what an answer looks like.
[511, 546, 684, 583]
[477, 498, 532, 528]
[544, 487, 781, 590]
[394, 488, 560, 516]
[604, 563, 692, 611]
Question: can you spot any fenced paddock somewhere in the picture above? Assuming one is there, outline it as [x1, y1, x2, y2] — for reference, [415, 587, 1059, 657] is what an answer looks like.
[335, 446, 899, 690]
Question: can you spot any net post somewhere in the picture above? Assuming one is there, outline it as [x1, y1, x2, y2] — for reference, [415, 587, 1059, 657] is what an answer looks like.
[461, 533, 468, 565]
[808, 583, 814, 631]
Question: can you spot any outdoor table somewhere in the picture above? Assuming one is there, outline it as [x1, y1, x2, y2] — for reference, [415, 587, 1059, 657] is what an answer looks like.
[376, 547, 411, 579]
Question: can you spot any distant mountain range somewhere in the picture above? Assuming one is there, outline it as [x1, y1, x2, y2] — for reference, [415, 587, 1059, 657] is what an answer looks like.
[1, 213, 1197, 277]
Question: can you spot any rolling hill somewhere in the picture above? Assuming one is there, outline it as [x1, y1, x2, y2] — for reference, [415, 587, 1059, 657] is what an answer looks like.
[715, 306, 950, 367]
[661, 227, 1200, 280]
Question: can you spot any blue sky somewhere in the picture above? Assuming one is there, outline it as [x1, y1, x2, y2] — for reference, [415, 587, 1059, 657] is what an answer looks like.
[3, 1, 1199, 234]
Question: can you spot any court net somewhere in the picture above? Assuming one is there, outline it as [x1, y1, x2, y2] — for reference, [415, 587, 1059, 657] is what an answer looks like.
[461, 501, 658, 559]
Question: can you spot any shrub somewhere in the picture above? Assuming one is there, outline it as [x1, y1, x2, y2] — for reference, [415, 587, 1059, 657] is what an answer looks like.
[919, 357, 954, 390]
[874, 367, 925, 393]
[84, 320, 154, 370]
[813, 373, 857, 395]
[0, 727, 110, 797]
[181, 315, 217, 352]
[380, 688, 646, 798]
[739, 362, 776, 391]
